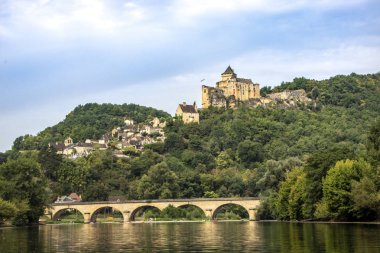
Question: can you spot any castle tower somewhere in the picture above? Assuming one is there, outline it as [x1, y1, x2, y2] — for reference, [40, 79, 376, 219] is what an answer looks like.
[202, 85, 210, 108]
[220, 65, 237, 82]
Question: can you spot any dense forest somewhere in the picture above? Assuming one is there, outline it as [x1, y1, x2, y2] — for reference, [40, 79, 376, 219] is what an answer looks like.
[0, 72, 379, 225]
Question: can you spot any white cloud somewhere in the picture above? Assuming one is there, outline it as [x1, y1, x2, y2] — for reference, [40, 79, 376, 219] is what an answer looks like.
[168, 0, 371, 21]
[5, 0, 151, 38]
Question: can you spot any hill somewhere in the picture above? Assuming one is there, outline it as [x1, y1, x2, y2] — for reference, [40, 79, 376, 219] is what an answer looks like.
[11, 103, 171, 151]
[1, 72, 379, 225]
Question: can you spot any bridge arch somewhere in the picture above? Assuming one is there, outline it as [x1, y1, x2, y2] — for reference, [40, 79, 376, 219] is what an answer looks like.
[129, 205, 162, 222]
[52, 207, 85, 221]
[90, 206, 125, 223]
[177, 204, 206, 219]
[212, 203, 249, 220]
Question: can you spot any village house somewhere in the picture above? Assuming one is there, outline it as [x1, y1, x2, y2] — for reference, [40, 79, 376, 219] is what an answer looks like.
[55, 192, 82, 203]
[176, 102, 200, 124]
[50, 116, 167, 158]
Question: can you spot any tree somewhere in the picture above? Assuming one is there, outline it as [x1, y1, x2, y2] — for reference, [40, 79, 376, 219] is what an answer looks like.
[0, 152, 7, 164]
[164, 133, 186, 153]
[271, 167, 307, 220]
[0, 198, 17, 223]
[137, 162, 179, 199]
[0, 158, 48, 225]
[56, 160, 86, 195]
[161, 205, 186, 219]
[216, 150, 235, 169]
[82, 182, 109, 201]
[38, 145, 62, 180]
[237, 140, 264, 165]
[303, 145, 356, 217]
[311, 87, 320, 100]
[367, 120, 380, 164]
[317, 160, 374, 221]
[350, 177, 380, 220]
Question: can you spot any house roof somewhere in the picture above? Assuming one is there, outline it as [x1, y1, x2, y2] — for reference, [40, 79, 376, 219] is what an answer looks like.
[222, 65, 235, 75]
[179, 104, 197, 113]
[50, 142, 65, 151]
[68, 192, 81, 201]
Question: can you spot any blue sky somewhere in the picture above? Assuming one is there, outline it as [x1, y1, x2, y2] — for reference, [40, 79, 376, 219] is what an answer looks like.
[0, 0, 379, 151]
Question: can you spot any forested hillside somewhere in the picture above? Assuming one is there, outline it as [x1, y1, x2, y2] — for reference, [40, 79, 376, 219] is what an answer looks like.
[12, 103, 171, 151]
[0, 72, 379, 225]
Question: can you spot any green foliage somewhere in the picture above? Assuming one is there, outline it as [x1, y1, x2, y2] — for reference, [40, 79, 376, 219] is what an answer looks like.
[38, 145, 62, 180]
[317, 160, 378, 221]
[0, 198, 17, 223]
[0, 158, 48, 225]
[13, 103, 171, 151]
[237, 140, 263, 165]
[215, 205, 249, 220]
[367, 120, 380, 164]
[260, 86, 272, 97]
[270, 167, 308, 220]
[55, 159, 86, 195]
[272, 73, 380, 110]
[161, 205, 186, 219]
[203, 191, 219, 198]
[137, 162, 179, 199]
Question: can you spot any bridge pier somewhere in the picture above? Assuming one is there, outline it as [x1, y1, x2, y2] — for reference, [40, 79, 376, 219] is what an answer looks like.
[123, 211, 130, 222]
[204, 209, 213, 219]
[248, 208, 257, 221]
[84, 212, 91, 223]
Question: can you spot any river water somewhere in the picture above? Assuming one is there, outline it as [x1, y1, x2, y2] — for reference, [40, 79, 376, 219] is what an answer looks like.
[0, 222, 379, 252]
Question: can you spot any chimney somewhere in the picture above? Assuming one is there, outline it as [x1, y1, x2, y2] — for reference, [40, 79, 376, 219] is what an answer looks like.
[183, 102, 186, 105]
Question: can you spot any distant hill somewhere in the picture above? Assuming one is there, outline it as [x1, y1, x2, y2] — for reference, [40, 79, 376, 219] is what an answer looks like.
[267, 72, 380, 110]
[12, 103, 171, 151]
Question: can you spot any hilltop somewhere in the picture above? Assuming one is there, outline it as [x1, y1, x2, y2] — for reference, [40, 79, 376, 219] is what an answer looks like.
[11, 103, 171, 151]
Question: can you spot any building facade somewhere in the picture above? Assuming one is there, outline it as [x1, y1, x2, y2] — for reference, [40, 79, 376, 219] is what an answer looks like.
[176, 102, 200, 124]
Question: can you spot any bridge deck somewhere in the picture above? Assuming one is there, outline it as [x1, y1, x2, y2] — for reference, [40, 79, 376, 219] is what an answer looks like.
[52, 197, 261, 206]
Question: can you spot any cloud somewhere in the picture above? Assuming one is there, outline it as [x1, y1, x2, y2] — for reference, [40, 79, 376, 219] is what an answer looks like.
[168, 0, 372, 21]
[3, 0, 152, 39]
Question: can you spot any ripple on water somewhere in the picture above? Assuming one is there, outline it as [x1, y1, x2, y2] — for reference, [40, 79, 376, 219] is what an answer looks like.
[0, 222, 380, 252]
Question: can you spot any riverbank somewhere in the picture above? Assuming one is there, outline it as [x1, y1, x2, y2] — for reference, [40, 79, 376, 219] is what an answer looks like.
[2, 219, 380, 229]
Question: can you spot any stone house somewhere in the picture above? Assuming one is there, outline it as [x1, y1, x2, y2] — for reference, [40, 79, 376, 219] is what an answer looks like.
[176, 102, 200, 124]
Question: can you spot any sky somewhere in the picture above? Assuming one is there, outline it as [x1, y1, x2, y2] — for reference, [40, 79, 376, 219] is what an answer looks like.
[0, 0, 380, 152]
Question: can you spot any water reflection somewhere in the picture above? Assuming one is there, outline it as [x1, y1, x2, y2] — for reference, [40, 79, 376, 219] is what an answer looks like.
[0, 222, 379, 252]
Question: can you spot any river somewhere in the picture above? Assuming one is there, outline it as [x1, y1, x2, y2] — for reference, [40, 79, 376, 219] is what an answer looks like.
[0, 221, 379, 252]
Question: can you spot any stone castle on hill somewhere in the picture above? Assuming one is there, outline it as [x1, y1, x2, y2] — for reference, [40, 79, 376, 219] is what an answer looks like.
[202, 66, 311, 109]
[202, 66, 260, 108]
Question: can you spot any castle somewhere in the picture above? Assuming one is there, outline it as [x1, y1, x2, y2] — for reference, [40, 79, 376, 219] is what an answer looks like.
[173, 66, 312, 124]
[202, 66, 260, 108]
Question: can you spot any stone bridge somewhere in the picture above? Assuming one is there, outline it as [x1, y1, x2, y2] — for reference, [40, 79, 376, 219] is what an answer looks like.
[46, 197, 261, 223]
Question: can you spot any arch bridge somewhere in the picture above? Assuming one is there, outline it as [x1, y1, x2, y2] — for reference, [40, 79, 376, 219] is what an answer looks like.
[47, 197, 261, 223]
